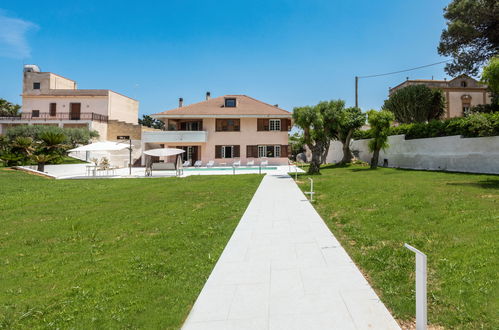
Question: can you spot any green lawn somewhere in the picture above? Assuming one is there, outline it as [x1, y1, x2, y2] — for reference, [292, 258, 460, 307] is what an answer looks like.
[0, 169, 262, 329]
[296, 165, 498, 329]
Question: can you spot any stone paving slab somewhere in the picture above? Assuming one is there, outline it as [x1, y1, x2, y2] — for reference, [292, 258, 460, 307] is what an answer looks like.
[182, 174, 401, 330]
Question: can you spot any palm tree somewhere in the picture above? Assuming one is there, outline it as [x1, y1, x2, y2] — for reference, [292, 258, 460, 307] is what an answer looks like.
[11, 137, 35, 164]
[31, 154, 54, 172]
[38, 131, 68, 159]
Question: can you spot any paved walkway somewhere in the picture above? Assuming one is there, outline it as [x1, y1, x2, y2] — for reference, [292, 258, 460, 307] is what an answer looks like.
[182, 174, 400, 330]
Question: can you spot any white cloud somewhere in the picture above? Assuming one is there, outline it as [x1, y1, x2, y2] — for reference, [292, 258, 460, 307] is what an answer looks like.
[0, 10, 38, 58]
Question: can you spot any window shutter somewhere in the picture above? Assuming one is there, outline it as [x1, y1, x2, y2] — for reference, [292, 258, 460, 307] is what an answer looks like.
[246, 145, 257, 157]
[281, 145, 289, 157]
[280, 119, 287, 131]
[215, 145, 222, 158]
[263, 119, 270, 131]
[257, 119, 264, 131]
[234, 145, 240, 157]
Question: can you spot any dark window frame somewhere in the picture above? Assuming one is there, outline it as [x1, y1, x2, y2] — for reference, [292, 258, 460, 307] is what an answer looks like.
[33, 82, 41, 89]
[32, 110, 40, 118]
[224, 98, 237, 107]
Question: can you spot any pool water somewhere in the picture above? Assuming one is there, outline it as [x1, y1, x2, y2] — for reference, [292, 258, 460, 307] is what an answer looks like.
[183, 167, 278, 171]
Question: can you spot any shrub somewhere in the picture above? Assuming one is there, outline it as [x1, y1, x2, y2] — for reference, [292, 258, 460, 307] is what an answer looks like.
[5, 125, 99, 147]
[354, 113, 499, 141]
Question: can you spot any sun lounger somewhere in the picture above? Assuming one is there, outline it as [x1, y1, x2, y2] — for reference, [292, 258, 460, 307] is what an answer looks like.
[233, 160, 241, 167]
[183, 160, 192, 167]
[260, 160, 268, 167]
[206, 160, 215, 167]
[246, 160, 254, 166]
[194, 160, 202, 167]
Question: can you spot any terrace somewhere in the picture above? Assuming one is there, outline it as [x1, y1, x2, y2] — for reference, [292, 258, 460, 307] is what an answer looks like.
[0, 112, 108, 123]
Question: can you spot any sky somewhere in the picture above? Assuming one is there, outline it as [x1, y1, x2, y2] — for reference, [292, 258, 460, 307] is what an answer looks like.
[0, 0, 452, 116]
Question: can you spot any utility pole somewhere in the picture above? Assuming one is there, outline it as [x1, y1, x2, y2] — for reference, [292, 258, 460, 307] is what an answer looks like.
[355, 76, 359, 108]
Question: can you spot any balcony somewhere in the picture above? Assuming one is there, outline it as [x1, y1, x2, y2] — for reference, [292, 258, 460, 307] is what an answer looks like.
[0, 112, 108, 123]
[143, 130, 208, 143]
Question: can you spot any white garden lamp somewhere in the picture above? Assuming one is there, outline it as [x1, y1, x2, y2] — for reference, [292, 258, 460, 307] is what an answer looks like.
[404, 243, 427, 330]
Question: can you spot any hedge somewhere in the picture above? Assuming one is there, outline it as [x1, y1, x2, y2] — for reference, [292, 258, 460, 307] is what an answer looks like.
[353, 112, 499, 140]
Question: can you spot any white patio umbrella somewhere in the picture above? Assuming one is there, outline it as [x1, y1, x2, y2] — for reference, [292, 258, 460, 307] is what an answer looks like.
[143, 148, 185, 157]
[68, 141, 129, 152]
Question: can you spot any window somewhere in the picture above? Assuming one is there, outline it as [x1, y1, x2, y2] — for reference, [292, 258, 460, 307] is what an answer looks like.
[463, 106, 471, 116]
[225, 98, 236, 107]
[269, 119, 281, 131]
[258, 145, 266, 158]
[179, 121, 201, 131]
[216, 119, 240, 131]
[258, 118, 290, 131]
[275, 145, 281, 157]
[257, 145, 281, 158]
[49, 103, 57, 116]
[222, 146, 233, 158]
[33, 82, 40, 89]
[461, 81, 467, 87]
[32, 110, 40, 118]
[216, 145, 240, 158]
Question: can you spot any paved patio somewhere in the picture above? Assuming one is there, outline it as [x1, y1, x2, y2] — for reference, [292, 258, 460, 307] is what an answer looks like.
[182, 174, 400, 330]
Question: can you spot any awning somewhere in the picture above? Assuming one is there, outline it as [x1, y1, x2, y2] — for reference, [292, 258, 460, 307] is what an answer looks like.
[68, 141, 130, 152]
[143, 148, 185, 157]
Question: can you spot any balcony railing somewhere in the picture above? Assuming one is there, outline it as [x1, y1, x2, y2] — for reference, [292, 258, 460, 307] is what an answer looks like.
[0, 112, 108, 123]
[143, 130, 208, 143]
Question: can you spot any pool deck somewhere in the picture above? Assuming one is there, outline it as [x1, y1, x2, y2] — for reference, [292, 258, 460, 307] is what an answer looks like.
[19, 164, 304, 179]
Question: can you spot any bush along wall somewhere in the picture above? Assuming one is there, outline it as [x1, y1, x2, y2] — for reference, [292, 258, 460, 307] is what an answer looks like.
[353, 112, 499, 140]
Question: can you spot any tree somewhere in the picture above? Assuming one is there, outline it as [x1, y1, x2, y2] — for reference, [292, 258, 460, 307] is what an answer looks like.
[31, 154, 54, 172]
[481, 56, 499, 102]
[333, 107, 366, 164]
[10, 136, 35, 164]
[38, 131, 68, 159]
[0, 98, 21, 117]
[139, 115, 165, 129]
[64, 127, 99, 147]
[293, 100, 341, 174]
[438, 0, 499, 76]
[5, 125, 98, 147]
[367, 110, 394, 169]
[383, 85, 445, 123]
[289, 132, 305, 161]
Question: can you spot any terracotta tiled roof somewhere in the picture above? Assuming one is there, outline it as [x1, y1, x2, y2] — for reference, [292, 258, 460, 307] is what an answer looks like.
[152, 95, 291, 117]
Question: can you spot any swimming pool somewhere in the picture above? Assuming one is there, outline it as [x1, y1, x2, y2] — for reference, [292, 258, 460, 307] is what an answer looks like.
[183, 167, 278, 171]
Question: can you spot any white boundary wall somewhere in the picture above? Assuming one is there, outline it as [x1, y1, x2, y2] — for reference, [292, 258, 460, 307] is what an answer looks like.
[328, 135, 499, 174]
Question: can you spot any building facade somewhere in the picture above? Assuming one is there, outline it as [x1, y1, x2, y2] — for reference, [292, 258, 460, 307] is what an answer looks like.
[0, 65, 140, 141]
[389, 75, 491, 118]
[147, 93, 292, 165]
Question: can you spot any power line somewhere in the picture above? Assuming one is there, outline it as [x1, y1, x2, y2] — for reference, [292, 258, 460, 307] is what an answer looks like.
[354, 59, 452, 107]
[357, 59, 452, 79]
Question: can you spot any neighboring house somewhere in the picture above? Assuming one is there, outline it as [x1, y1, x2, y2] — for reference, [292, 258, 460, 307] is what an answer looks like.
[389, 74, 491, 118]
[147, 93, 292, 165]
[0, 65, 141, 142]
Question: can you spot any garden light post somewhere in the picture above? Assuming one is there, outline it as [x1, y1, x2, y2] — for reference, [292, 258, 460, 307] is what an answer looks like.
[404, 243, 427, 330]
[305, 177, 315, 201]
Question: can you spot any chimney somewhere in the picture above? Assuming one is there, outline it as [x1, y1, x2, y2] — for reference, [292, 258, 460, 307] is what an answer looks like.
[206, 91, 211, 100]
[274, 104, 279, 107]
[179, 97, 183, 108]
